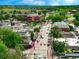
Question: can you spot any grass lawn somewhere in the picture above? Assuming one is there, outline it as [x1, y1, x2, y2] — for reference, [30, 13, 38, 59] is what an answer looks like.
[1, 8, 31, 13]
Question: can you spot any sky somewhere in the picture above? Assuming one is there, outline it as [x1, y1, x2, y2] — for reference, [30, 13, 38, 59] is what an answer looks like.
[0, 0, 79, 6]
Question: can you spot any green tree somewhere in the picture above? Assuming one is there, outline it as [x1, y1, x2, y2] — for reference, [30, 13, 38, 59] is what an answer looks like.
[41, 10, 47, 15]
[29, 31, 34, 41]
[74, 12, 79, 21]
[34, 27, 40, 33]
[49, 26, 62, 39]
[16, 16, 25, 21]
[29, 22, 38, 27]
[74, 20, 79, 26]
[38, 11, 42, 15]
[69, 25, 74, 31]
[11, 14, 16, 19]
[0, 41, 8, 59]
[4, 14, 10, 20]
[0, 28, 22, 48]
[52, 40, 65, 55]
[17, 11, 22, 14]
[13, 10, 17, 14]
[0, 10, 5, 14]
[0, 15, 5, 20]
[47, 12, 64, 22]
[59, 9, 67, 17]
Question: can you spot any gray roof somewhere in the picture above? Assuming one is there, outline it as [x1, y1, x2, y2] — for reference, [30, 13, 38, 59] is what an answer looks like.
[65, 53, 79, 57]
[61, 32, 75, 38]
[53, 21, 69, 28]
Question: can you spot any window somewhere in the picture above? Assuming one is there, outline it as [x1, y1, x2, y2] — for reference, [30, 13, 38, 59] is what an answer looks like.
[44, 44, 46, 46]
[40, 44, 42, 46]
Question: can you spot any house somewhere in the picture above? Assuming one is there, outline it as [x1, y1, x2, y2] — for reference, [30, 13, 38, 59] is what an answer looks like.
[75, 27, 79, 33]
[0, 20, 11, 29]
[71, 9, 78, 14]
[55, 32, 79, 59]
[17, 31, 31, 47]
[56, 32, 79, 46]
[25, 14, 41, 22]
[53, 21, 69, 32]
[74, 27, 79, 39]
[0, 20, 34, 50]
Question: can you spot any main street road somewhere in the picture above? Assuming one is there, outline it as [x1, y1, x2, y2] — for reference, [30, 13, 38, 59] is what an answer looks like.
[23, 22, 52, 59]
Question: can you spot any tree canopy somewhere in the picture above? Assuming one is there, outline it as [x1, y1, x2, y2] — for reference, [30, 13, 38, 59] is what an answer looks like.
[0, 28, 22, 48]
[74, 12, 79, 21]
[74, 20, 79, 26]
[47, 12, 64, 22]
[0, 41, 8, 59]
[52, 40, 65, 55]
[49, 26, 62, 38]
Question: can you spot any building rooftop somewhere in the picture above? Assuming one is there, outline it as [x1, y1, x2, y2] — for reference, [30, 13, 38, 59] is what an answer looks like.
[65, 53, 79, 57]
[53, 21, 69, 28]
[27, 13, 40, 16]
[61, 32, 75, 38]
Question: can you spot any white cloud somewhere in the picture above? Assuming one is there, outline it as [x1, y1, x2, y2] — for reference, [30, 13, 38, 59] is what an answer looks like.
[49, 0, 61, 6]
[21, 0, 34, 3]
[26, 0, 34, 2]
[51, 2, 60, 6]
[33, 1, 45, 5]
[65, 0, 75, 4]
[21, 0, 46, 5]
